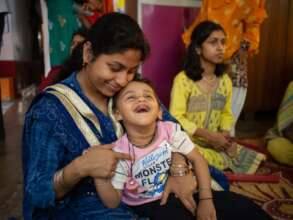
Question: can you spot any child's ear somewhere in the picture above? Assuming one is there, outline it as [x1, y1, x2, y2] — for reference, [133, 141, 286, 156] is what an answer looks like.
[157, 108, 163, 120]
[114, 109, 123, 121]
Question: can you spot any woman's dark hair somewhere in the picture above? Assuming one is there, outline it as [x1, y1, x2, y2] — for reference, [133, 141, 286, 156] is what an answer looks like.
[183, 20, 227, 82]
[72, 27, 89, 40]
[55, 12, 150, 83]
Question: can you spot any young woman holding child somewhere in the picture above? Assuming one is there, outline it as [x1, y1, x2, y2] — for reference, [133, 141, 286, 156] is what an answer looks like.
[23, 13, 271, 219]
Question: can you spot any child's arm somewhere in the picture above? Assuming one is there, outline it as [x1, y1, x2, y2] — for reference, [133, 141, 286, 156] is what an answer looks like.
[94, 178, 122, 209]
[186, 148, 217, 220]
[186, 148, 212, 199]
[93, 158, 128, 209]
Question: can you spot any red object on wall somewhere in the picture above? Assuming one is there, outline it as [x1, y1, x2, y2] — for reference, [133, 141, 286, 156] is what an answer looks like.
[0, 61, 17, 77]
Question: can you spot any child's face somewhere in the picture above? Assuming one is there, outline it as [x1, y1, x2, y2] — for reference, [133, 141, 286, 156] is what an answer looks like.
[115, 81, 162, 127]
[198, 30, 226, 64]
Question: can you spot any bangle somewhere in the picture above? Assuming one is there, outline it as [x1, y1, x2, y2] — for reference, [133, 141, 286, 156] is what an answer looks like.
[54, 168, 71, 190]
[199, 197, 213, 201]
[169, 163, 190, 177]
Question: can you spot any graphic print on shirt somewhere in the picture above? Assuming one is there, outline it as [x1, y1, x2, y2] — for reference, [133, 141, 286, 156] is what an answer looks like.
[132, 140, 172, 198]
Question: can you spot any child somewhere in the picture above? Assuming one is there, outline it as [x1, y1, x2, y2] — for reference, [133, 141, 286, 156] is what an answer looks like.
[93, 78, 216, 220]
[169, 21, 266, 174]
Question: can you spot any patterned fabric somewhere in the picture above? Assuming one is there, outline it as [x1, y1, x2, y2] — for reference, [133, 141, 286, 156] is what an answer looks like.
[265, 81, 293, 166]
[231, 87, 247, 136]
[38, 66, 62, 92]
[230, 41, 249, 87]
[170, 71, 266, 173]
[47, 0, 80, 66]
[83, 0, 114, 25]
[182, 0, 267, 60]
[112, 121, 194, 206]
[22, 73, 135, 220]
[170, 71, 234, 136]
[265, 81, 293, 140]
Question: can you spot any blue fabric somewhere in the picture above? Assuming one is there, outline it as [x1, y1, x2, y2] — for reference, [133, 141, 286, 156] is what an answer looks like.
[208, 166, 230, 191]
[22, 73, 137, 220]
[22, 72, 229, 220]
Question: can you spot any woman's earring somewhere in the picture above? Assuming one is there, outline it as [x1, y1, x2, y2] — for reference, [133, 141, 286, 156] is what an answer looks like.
[195, 48, 201, 55]
[82, 62, 88, 68]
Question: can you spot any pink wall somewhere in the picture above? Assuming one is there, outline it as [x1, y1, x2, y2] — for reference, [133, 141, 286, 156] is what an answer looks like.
[141, 4, 199, 107]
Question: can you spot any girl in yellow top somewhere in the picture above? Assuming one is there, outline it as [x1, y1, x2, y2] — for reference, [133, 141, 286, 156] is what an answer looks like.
[170, 21, 265, 174]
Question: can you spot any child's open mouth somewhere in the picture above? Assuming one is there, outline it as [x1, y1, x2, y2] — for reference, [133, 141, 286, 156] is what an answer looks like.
[134, 105, 150, 113]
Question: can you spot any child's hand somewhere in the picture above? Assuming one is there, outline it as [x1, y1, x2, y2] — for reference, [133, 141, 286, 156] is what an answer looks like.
[196, 199, 217, 220]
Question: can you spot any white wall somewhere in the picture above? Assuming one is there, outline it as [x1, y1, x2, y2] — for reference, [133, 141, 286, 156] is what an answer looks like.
[0, 0, 33, 61]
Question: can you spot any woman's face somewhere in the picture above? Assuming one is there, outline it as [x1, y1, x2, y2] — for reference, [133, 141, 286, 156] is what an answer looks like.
[85, 49, 141, 98]
[199, 30, 226, 64]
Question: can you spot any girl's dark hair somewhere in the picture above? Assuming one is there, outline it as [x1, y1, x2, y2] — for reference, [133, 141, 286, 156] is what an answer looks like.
[183, 20, 227, 82]
[72, 27, 89, 40]
[55, 12, 150, 83]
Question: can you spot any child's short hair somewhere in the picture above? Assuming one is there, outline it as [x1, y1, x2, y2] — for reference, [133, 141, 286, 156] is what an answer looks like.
[113, 77, 159, 110]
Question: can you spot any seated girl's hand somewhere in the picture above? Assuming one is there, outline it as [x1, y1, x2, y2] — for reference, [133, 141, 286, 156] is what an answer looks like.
[197, 199, 217, 220]
[208, 132, 231, 152]
[77, 144, 131, 179]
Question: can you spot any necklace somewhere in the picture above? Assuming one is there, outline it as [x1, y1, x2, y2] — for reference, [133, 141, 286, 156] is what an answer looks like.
[202, 75, 217, 87]
[126, 127, 157, 189]
[128, 127, 157, 148]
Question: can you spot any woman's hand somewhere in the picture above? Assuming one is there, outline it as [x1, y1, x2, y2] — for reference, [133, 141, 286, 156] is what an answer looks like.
[77, 143, 131, 179]
[207, 131, 231, 152]
[197, 199, 217, 220]
[161, 172, 198, 215]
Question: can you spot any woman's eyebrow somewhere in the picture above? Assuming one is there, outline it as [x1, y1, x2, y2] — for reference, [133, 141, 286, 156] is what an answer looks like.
[107, 62, 140, 71]
[107, 62, 125, 67]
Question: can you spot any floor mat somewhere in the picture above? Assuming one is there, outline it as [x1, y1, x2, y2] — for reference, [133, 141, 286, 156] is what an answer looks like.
[230, 138, 293, 220]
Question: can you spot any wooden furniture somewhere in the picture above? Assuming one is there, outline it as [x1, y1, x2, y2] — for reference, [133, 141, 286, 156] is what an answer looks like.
[245, 0, 293, 112]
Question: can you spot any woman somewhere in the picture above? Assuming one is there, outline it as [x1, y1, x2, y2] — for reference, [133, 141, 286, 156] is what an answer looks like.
[182, 0, 267, 136]
[23, 14, 271, 220]
[265, 81, 293, 166]
[23, 12, 197, 220]
[170, 21, 266, 174]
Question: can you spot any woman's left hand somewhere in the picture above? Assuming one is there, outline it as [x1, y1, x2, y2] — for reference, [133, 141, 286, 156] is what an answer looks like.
[160, 172, 198, 215]
[197, 199, 217, 220]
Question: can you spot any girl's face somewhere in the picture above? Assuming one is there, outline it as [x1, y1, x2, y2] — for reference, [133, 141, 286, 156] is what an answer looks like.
[84, 49, 141, 98]
[198, 30, 226, 64]
[115, 81, 162, 127]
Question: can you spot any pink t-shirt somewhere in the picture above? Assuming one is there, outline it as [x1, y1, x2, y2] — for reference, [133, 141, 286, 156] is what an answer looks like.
[111, 121, 195, 206]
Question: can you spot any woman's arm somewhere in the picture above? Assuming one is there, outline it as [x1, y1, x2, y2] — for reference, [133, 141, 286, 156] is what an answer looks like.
[193, 127, 230, 151]
[186, 148, 216, 220]
[169, 73, 198, 136]
[186, 148, 212, 199]
[220, 75, 234, 132]
[161, 152, 198, 215]
[55, 144, 131, 199]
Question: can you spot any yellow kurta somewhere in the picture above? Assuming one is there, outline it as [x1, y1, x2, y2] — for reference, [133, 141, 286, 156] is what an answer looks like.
[170, 71, 265, 173]
[182, 0, 267, 59]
